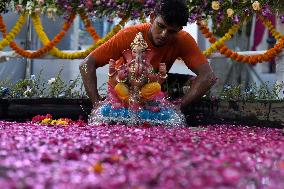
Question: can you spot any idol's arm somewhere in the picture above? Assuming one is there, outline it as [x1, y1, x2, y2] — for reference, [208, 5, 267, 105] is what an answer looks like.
[79, 54, 101, 106]
[180, 63, 215, 110]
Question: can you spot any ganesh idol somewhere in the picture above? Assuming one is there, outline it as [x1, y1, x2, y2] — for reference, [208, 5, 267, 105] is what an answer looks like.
[88, 32, 186, 127]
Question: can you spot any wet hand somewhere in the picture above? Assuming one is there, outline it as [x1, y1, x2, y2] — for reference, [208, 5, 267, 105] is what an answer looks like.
[159, 63, 167, 75]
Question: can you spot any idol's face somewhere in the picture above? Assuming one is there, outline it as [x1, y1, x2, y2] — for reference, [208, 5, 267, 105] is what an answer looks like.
[149, 15, 182, 47]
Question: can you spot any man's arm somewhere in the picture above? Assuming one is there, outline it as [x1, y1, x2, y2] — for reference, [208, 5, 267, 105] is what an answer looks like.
[180, 63, 215, 110]
[79, 54, 100, 106]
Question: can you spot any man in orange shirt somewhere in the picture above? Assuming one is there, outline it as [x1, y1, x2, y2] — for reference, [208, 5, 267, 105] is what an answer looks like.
[80, 0, 215, 112]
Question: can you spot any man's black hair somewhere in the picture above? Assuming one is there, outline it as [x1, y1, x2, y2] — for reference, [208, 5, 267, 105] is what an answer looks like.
[157, 0, 189, 27]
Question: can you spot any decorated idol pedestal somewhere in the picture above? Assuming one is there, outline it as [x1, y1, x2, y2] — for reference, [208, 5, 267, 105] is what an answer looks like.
[89, 32, 186, 127]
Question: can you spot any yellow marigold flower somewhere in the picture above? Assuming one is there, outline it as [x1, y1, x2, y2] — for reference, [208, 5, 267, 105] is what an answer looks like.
[225, 33, 232, 39]
[56, 119, 68, 125]
[252, 1, 261, 11]
[227, 8, 234, 17]
[211, 1, 220, 10]
[41, 118, 52, 124]
[56, 118, 70, 125]
[50, 120, 57, 125]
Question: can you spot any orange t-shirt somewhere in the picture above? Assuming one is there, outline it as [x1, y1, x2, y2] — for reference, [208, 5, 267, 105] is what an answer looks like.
[91, 23, 207, 71]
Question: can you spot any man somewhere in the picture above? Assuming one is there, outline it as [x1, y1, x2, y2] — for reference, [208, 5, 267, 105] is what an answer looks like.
[80, 0, 215, 112]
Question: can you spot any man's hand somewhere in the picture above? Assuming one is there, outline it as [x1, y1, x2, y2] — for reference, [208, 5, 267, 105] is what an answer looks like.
[92, 98, 103, 110]
[159, 63, 167, 75]
[158, 63, 167, 83]
[79, 55, 101, 107]
[180, 63, 215, 111]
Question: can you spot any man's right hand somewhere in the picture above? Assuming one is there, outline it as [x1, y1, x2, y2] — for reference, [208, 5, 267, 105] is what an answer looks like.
[79, 55, 101, 108]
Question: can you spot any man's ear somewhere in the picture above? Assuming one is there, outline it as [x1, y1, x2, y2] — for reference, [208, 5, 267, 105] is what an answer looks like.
[150, 12, 156, 24]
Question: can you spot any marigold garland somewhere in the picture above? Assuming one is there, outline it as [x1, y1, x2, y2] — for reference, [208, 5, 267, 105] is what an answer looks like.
[1, 13, 127, 59]
[198, 17, 284, 64]
[11, 14, 75, 58]
[0, 13, 75, 58]
[79, 12, 100, 42]
[35, 16, 129, 59]
[203, 22, 241, 56]
[1, 12, 282, 63]
[258, 15, 282, 40]
[0, 13, 27, 50]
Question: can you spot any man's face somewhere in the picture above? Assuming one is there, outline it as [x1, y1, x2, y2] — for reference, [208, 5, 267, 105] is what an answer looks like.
[150, 15, 182, 47]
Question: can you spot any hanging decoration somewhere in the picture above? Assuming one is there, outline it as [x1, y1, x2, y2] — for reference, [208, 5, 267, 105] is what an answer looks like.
[198, 15, 284, 64]
[0, 1, 283, 64]
[8, 13, 75, 58]
[35, 16, 128, 59]
[203, 21, 242, 56]
[0, 13, 27, 50]
[79, 12, 100, 42]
